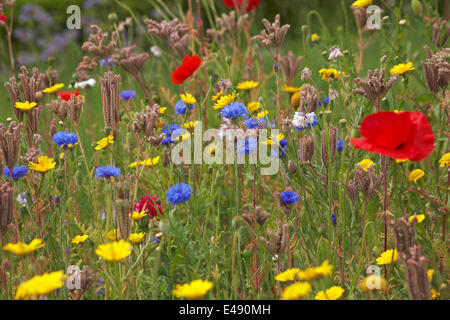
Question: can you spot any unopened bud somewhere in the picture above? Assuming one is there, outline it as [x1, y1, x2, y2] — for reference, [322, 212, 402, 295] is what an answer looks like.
[108, 13, 118, 23]
[411, 0, 423, 16]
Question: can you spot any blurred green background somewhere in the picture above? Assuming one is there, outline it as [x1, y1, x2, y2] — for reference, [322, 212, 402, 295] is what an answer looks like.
[0, 0, 445, 123]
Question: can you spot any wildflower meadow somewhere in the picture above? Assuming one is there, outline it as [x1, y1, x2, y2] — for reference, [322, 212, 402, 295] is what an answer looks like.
[0, 0, 449, 304]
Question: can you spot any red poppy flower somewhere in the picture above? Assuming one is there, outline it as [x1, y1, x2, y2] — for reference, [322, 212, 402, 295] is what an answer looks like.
[0, 14, 6, 24]
[171, 55, 201, 85]
[134, 195, 163, 218]
[223, 0, 260, 11]
[349, 111, 435, 162]
[57, 90, 79, 101]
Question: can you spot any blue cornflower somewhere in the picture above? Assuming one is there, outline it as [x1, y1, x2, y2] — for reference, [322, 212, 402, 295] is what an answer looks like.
[162, 124, 183, 145]
[318, 96, 330, 107]
[331, 213, 337, 225]
[245, 118, 267, 129]
[95, 165, 121, 178]
[280, 191, 299, 204]
[293, 112, 318, 131]
[162, 124, 183, 136]
[337, 139, 344, 152]
[96, 280, 105, 295]
[55, 195, 61, 203]
[151, 237, 161, 244]
[100, 58, 114, 67]
[166, 183, 191, 205]
[3, 165, 28, 180]
[220, 102, 248, 120]
[174, 99, 194, 115]
[236, 137, 257, 156]
[120, 90, 136, 100]
[53, 131, 78, 148]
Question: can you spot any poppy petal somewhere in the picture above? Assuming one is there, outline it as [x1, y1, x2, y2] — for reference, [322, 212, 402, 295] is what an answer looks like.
[350, 111, 435, 162]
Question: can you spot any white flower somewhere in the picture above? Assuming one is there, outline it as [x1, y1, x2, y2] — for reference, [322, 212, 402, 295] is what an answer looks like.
[293, 111, 318, 130]
[150, 46, 162, 57]
[328, 46, 343, 62]
[72, 79, 96, 89]
[17, 192, 27, 206]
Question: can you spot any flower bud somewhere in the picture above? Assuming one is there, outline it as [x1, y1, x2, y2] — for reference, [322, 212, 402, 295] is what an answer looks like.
[411, 0, 423, 16]
[108, 13, 118, 23]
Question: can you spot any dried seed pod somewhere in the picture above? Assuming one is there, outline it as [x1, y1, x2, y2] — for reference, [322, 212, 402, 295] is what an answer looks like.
[81, 25, 118, 61]
[0, 121, 23, 171]
[299, 84, 319, 113]
[353, 68, 398, 109]
[255, 206, 270, 226]
[254, 14, 290, 49]
[279, 51, 303, 85]
[390, 215, 431, 300]
[0, 183, 14, 237]
[259, 219, 289, 255]
[321, 126, 338, 168]
[100, 71, 121, 130]
[299, 135, 314, 163]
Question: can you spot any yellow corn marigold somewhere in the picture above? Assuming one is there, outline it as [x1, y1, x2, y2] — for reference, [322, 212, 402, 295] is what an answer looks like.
[409, 169, 424, 183]
[95, 240, 132, 262]
[275, 268, 301, 282]
[319, 68, 341, 82]
[247, 101, 261, 113]
[180, 93, 196, 105]
[352, 0, 372, 9]
[281, 282, 312, 300]
[129, 232, 146, 244]
[213, 93, 236, 110]
[408, 214, 425, 224]
[236, 80, 258, 90]
[358, 275, 388, 293]
[314, 286, 345, 300]
[439, 152, 450, 168]
[376, 249, 398, 265]
[297, 260, 333, 280]
[130, 211, 147, 221]
[72, 235, 89, 244]
[390, 62, 415, 75]
[14, 271, 67, 300]
[95, 135, 114, 151]
[3, 239, 44, 256]
[173, 279, 214, 299]
[28, 156, 56, 173]
[42, 83, 64, 94]
[357, 159, 374, 172]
